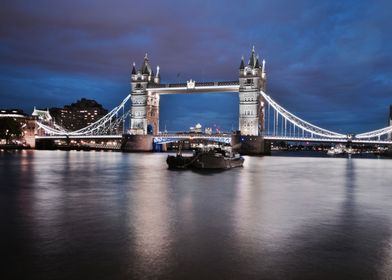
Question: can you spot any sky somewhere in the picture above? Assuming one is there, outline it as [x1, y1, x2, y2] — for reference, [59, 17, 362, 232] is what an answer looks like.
[1, 0, 392, 133]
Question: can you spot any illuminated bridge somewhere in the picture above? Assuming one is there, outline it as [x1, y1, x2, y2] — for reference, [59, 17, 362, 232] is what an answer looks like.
[34, 47, 392, 153]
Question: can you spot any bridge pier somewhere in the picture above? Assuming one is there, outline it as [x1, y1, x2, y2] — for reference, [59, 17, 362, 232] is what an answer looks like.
[231, 134, 271, 155]
[35, 138, 57, 150]
[121, 134, 154, 152]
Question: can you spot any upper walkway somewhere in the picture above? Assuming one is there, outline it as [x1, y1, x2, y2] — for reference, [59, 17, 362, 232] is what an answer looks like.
[146, 81, 239, 94]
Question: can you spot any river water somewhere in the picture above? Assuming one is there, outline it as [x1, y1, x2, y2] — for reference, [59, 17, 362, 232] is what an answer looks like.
[1, 150, 392, 279]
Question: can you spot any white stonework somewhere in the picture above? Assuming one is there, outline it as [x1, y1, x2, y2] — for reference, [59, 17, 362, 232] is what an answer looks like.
[130, 54, 161, 135]
[238, 47, 267, 136]
[131, 96, 147, 105]
[187, 79, 195, 89]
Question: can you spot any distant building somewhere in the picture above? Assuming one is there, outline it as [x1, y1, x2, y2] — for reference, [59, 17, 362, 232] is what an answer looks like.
[189, 123, 202, 133]
[205, 127, 212, 135]
[0, 109, 35, 147]
[0, 109, 27, 118]
[49, 98, 108, 131]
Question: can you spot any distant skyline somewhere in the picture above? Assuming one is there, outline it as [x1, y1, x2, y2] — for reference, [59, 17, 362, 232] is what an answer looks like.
[1, 0, 392, 133]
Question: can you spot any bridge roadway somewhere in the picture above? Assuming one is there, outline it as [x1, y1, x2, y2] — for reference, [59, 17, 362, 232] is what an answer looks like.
[35, 134, 392, 145]
[153, 134, 232, 144]
[263, 136, 392, 145]
[153, 134, 392, 145]
[152, 134, 392, 145]
[35, 135, 123, 140]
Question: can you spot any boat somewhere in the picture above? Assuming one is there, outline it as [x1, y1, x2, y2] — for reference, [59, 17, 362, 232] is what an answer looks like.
[167, 146, 244, 170]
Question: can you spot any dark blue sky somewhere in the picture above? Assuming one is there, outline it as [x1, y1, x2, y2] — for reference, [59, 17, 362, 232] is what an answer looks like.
[1, 0, 391, 133]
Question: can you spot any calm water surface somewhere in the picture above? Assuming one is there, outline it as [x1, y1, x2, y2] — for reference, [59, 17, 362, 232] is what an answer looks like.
[1, 150, 392, 279]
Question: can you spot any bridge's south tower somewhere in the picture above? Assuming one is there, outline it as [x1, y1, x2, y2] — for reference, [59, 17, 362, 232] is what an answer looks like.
[389, 105, 392, 127]
[130, 54, 160, 135]
[238, 47, 267, 136]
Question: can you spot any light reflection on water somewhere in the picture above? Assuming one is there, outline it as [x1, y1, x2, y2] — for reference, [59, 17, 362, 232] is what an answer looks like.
[1, 150, 392, 279]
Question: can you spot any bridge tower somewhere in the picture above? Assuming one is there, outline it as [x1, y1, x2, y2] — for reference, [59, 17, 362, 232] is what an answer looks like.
[238, 46, 267, 136]
[130, 54, 160, 135]
[389, 105, 392, 126]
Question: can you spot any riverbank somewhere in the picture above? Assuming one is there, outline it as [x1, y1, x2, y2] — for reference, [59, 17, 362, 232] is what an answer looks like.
[0, 144, 31, 150]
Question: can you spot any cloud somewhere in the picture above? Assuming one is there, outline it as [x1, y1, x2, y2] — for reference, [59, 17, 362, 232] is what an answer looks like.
[0, 0, 391, 132]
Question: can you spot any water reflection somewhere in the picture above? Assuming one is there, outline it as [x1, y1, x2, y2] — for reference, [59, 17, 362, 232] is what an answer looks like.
[233, 157, 349, 278]
[269, 158, 392, 279]
[128, 154, 174, 278]
[1, 151, 392, 279]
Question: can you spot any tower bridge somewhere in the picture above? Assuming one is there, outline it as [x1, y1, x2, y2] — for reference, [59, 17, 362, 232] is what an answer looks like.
[129, 47, 266, 137]
[34, 47, 392, 154]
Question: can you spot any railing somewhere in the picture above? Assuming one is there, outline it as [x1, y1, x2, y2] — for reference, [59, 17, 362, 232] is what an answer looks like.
[195, 82, 215, 86]
[168, 83, 187, 87]
[218, 81, 239, 86]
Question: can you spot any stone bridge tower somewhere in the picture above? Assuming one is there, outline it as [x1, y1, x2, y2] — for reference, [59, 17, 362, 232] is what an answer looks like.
[130, 54, 160, 135]
[389, 105, 392, 126]
[238, 46, 267, 136]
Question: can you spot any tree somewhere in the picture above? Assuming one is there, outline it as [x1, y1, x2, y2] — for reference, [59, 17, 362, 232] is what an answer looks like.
[0, 118, 22, 144]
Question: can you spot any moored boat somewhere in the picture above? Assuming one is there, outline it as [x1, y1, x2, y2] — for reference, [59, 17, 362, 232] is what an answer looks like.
[167, 147, 244, 170]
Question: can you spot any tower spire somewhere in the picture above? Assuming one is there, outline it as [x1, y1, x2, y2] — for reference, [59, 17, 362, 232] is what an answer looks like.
[255, 55, 260, 68]
[156, 65, 160, 78]
[262, 59, 266, 79]
[142, 52, 151, 75]
[239, 56, 245, 70]
[249, 46, 256, 67]
[154, 65, 161, 84]
[131, 62, 136, 75]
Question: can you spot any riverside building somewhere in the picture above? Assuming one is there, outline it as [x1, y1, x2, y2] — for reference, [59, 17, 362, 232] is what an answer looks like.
[49, 98, 108, 131]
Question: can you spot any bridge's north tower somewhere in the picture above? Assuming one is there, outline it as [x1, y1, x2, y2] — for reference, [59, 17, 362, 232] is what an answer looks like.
[130, 54, 160, 135]
[238, 46, 267, 136]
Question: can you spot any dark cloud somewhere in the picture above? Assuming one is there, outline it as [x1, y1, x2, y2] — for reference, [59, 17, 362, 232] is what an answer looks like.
[0, 0, 391, 133]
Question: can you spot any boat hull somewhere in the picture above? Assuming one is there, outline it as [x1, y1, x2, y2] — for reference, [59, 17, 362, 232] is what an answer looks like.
[192, 153, 244, 169]
[167, 153, 244, 170]
[166, 155, 194, 169]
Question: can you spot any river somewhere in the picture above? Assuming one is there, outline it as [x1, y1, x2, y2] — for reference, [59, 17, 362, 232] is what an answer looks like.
[1, 150, 392, 279]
